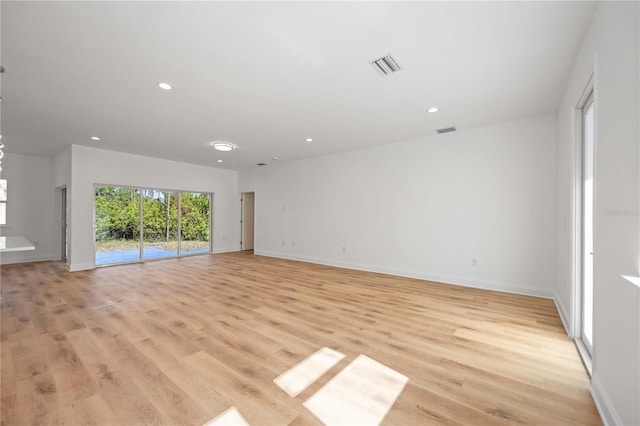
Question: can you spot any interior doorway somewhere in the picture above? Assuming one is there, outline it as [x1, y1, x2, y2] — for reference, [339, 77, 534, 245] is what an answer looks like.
[61, 187, 68, 262]
[241, 192, 255, 251]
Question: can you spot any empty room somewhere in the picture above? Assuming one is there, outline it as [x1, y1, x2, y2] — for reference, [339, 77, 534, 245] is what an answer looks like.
[1, 1, 638, 425]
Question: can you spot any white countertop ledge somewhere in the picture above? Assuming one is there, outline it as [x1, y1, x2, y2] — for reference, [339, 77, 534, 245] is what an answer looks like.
[621, 275, 640, 289]
[0, 236, 36, 253]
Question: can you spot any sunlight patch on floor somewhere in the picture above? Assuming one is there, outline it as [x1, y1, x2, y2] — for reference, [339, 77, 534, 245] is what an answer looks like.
[303, 354, 409, 425]
[274, 347, 346, 397]
[204, 407, 250, 426]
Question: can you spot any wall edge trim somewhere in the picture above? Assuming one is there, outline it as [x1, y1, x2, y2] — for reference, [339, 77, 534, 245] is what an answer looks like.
[591, 373, 623, 426]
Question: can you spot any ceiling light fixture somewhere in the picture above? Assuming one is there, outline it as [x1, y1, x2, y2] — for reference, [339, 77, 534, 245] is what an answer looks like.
[212, 142, 234, 152]
[306, 138, 313, 142]
[90, 136, 101, 141]
[427, 107, 439, 113]
[157, 82, 173, 90]
[217, 160, 223, 163]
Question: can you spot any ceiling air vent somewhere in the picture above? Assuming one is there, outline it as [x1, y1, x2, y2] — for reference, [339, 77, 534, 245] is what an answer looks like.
[436, 126, 457, 134]
[257, 163, 267, 166]
[370, 54, 401, 76]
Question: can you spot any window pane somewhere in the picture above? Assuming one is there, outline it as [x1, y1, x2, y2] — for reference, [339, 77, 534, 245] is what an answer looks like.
[95, 186, 141, 265]
[0, 203, 5, 225]
[143, 190, 178, 259]
[180, 192, 210, 255]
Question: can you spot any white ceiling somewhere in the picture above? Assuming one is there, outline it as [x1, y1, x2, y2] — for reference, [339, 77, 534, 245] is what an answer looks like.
[1, 1, 596, 170]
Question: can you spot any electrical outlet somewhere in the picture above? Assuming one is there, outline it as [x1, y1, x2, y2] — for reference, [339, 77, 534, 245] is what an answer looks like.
[282, 240, 285, 246]
[471, 258, 477, 266]
[342, 246, 346, 253]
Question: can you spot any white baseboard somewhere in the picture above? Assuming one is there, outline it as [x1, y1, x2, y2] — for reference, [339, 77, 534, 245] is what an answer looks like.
[591, 373, 623, 426]
[254, 250, 555, 299]
[553, 291, 572, 336]
[0, 253, 55, 265]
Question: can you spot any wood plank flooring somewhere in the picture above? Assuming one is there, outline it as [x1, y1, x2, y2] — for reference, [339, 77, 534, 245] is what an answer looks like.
[1, 252, 601, 425]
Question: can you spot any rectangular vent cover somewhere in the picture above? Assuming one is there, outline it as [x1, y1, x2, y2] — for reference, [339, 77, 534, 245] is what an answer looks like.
[436, 126, 457, 134]
[370, 55, 401, 76]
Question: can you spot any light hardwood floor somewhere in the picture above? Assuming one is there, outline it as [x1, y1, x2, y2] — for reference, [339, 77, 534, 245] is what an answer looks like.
[1, 252, 600, 425]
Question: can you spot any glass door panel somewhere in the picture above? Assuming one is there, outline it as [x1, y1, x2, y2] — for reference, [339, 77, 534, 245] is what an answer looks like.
[95, 186, 141, 265]
[180, 192, 210, 255]
[143, 190, 178, 259]
[582, 96, 594, 354]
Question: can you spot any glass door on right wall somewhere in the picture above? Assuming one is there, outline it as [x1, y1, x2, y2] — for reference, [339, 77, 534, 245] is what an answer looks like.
[581, 92, 594, 355]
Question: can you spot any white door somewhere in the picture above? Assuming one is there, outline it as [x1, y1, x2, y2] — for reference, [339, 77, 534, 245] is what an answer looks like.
[241, 193, 255, 251]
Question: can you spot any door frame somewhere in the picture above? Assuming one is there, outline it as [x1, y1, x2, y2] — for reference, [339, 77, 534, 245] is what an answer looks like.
[572, 76, 595, 372]
[60, 186, 68, 262]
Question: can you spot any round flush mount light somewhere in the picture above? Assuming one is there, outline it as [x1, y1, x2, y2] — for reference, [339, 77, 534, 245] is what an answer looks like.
[305, 138, 313, 142]
[217, 160, 223, 163]
[212, 142, 234, 152]
[90, 136, 101, 141]
[427, 107, 439, 113]
[157, 82, 173, 90]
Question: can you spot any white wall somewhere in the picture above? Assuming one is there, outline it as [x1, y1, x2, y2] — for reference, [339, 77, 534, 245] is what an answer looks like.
[556, 2, 639, 424]
[68, 145, 239, 271]
[240, 114, 558, 297]
[53, 145, 71, 188]
[0, 153, 57, 264]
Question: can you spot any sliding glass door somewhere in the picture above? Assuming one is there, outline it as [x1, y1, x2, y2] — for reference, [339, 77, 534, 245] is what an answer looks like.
[95, 185, 211, 266]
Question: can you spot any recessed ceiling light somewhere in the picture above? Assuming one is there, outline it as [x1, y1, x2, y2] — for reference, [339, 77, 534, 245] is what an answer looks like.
[217, 160, 223, 163]
[90, 136, 101, 141]
[158, 82, 173, 90]
[427, 107, 439, 113]
[212, 142, 234, 152]
[306, 138, 313, 142]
